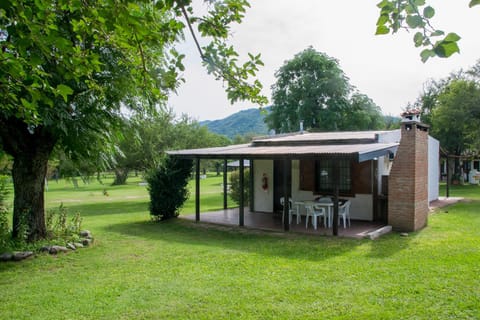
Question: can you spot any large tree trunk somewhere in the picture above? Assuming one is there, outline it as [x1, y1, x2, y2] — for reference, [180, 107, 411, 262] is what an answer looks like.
[0, 118, 56, 241]
[112, 168, 129, 185]
[12, 150, 51, 241]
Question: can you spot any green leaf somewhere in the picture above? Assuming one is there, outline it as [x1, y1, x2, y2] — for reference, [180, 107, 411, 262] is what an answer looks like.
[376, 14, 389, 26]
[469, 0, 480, 8]
[423, 6, 435, 19]
[430, 30, 445, 37]
[406, 15, 423, 28]
[376, 0, 390, 8]
[56, 84, 74, 102]
[444, 32, 461, 43]
[413, 32, 424, 47]
[420, 49, 435, 63]
[375, 25, 390, 35]
[413, 0, 426, 5]
[434, 41, 460, 58]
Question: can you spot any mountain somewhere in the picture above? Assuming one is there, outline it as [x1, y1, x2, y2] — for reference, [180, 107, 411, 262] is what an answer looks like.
[200, 107, 270, 139]
[200, 107, 401, 139]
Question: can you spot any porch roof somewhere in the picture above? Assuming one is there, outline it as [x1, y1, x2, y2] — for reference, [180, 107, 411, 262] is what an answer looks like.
[168, 141, 399, 163]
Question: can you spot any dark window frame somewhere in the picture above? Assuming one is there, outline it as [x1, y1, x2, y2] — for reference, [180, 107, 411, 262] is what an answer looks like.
[314, 159, 352, 196]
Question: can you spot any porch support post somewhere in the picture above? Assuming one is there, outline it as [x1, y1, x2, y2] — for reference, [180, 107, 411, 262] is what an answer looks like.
[446, 156, 450, 198]
[332, 160, 339, 236]
[283, 159, 290, 231]
[239, 158, 245, 227]
[223, 159, 228, 209]
[195, 157, 200, 222]
[249, 159, 254, 212]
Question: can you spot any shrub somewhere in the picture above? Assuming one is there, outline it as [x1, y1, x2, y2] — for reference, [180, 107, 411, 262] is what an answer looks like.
[229, 169, 250, 205]
[45, 203, 82, 241]
[147, 157, 193, 221]
[0, 175, 11, 250]
[0, 175, 9, 208]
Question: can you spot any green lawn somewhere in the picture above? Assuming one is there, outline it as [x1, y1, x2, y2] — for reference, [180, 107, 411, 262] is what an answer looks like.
[1, 177, 479, 319]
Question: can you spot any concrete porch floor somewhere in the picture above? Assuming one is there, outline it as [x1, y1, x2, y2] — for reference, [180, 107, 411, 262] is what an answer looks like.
[180, 208, 386, 239]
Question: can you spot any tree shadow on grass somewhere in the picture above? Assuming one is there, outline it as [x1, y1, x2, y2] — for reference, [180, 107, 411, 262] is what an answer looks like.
[364, 232, 416, 259]
[57, 201, 149, 217]
[104, 218, 413, 262]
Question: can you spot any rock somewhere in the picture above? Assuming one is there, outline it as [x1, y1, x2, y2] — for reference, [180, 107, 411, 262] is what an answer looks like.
[39, 246, 51, 253]
[82, 238, 92, 247]
[0, 252, 13, 262]
[80, 230, 92, 238]
[13, 251, 34, 261]
[49, 245, 69, 254]
[66, 243, 76, 250]
[400, 232, 409, 237]
[74, 242, 84, 248]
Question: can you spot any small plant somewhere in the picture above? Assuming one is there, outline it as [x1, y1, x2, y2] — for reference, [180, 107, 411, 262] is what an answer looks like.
[0, 206, 11, 251]
[46, 203, 82, 240]
[14, 209, 30, 246]
[0, 176, 10, 247]
[0, 175, 9, 206]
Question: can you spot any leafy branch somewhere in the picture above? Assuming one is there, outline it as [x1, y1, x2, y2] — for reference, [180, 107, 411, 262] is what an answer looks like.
[376, 0, 480, 62]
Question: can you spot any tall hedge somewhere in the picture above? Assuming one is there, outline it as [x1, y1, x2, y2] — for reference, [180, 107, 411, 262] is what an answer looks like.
[147, 157, 193, 221]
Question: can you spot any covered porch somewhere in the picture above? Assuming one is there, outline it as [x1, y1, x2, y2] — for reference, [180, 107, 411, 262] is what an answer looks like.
[181, 207, 386, 239]
[169, 132, 399, 236]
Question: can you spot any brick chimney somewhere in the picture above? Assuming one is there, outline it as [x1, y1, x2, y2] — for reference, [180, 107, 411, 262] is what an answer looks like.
[388, 109, 429, 231]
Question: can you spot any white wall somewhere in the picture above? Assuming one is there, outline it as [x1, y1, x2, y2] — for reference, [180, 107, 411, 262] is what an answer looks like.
[428, 136, 440, 202]
[253, 160, 273, 212]
[291, 160, 373, 221]
[376, 129, 439, 202]
[376, 130, 401, 195]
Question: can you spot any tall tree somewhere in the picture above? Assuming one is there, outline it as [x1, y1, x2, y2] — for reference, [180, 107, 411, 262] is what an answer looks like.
[265, 48, 384, 133]
[111, 112, 230, 185]
[338, 93, 384, 130]
[0, 0, 265, 241]
[431, 79, 480, 157]
[265, 47, 351, 133]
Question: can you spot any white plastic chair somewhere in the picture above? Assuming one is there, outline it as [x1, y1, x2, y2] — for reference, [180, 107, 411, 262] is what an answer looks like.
[338, 200, 351, 228]
[315, 197, 333, 227]
[304, 202, 326, 230]
[280, 197, 297, 224]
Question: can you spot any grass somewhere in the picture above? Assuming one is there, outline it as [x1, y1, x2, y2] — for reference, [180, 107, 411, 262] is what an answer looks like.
[0, 176, 479, 319]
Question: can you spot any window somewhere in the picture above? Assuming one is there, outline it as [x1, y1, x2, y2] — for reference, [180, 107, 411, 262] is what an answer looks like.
[315, 159, 351, 193]
[300, 159, 371, 195]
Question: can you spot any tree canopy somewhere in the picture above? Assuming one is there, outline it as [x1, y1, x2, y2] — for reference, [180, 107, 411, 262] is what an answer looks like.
[265, 47, 384, 133]
[412, 61, 480, 157]
[431, 79, 480, 156]
[0, 0, 265, 241]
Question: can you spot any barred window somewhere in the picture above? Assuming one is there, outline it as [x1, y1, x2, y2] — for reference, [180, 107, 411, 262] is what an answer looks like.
[315, 159, 351, 193]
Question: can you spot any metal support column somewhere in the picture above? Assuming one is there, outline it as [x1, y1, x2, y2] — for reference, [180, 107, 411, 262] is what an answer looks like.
[332, 161, 339, 236]
[195, 157, 200, 222]
[239, 158, 245, 226]
[223, 159, 228, 209]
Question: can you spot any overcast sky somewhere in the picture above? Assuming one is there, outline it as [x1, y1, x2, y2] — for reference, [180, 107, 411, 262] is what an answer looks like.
[168, 1, 480, 121]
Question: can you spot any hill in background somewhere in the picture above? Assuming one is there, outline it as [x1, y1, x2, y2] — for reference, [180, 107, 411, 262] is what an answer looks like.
[200, 107, 401, 140]
[200, 107, 270, 139]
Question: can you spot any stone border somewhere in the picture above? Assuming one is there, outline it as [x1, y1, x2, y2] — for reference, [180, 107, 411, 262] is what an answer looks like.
[0, 230, 94, 263]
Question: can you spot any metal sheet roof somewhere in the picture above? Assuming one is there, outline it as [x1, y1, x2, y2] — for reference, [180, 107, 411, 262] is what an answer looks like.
[251, 131, 396, 146]
[168, 142, 398, 163]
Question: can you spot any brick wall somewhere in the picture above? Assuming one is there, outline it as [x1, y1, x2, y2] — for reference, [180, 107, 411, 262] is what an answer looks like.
[388, 122, 429, 231]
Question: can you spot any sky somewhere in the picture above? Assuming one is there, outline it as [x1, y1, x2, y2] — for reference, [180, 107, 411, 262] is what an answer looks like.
[168, 1, 480, 121]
